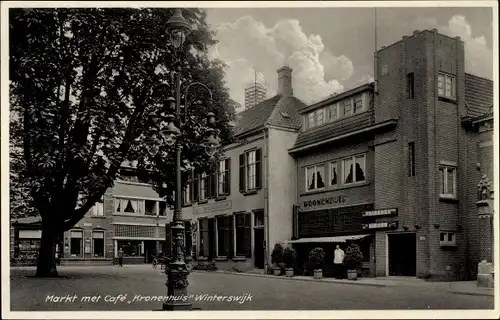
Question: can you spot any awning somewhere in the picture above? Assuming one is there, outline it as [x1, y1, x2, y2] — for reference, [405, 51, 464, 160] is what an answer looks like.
[287, 234, 371, 244]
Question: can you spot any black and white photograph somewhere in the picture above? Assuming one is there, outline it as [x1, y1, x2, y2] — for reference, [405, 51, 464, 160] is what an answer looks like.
[1, 1, 498, 318]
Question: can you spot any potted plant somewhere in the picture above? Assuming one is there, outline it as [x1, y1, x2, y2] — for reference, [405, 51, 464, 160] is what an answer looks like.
[271, 243, 284, 276]
[344, 243, 363, 280]
[282, 247, 297, 277]
[308, 247, 326, 279]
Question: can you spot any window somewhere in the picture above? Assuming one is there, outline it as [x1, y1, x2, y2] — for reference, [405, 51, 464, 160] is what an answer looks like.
[159, 201, 167, 216]
[306, 164, 325, 191]
[116, 198, 145, 214]
[353, 94, 364, 114]
[235, 213, 251, 257]
[182, 183, 191, 205]
[316, 108, 324, 126]
[92, 198, 104, 216]
[307, 112, 316, 129]
[70, 230, 83, 257]
[407, 73, 415, 99]
[329, 162, 338, 187]
[437, 73, 455, 99]
[239, 149, 262, 192]
[439, 232, 456, 246]
[254, 211, 264, 227]
[342, 155, 366, 185]
[199, 219, 210, 257]
[199, 172, 207, 201]
[117, 240, 141, 257]
[218, 159, 231, 196]
[343, 98, 352, 117]
[327, 103, 338, 122]
[408, 142, 415, 177]
[439, 166, 456, 197]
[145, 200, 157, 215]
[92, 230, 104, 257]
[217, 216, 231, 257]
[18, 239, 41, 258]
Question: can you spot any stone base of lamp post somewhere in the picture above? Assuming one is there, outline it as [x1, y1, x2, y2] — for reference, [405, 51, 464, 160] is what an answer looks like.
[476, 200, 494, 288]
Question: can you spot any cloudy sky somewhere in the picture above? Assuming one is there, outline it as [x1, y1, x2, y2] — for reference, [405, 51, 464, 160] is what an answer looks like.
[204, 6, 494, 110]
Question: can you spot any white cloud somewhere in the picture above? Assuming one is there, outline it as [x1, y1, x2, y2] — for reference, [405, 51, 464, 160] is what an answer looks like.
[415, 15, 492, 79]
[211, 16, 354, 106]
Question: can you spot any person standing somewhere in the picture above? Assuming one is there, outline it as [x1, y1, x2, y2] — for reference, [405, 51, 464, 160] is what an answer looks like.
[333, 244, 345, 279]
[118, 248, 124, 267]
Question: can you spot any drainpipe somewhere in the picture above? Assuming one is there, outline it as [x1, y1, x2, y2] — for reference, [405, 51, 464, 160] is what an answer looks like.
[263, 128, 270, 273]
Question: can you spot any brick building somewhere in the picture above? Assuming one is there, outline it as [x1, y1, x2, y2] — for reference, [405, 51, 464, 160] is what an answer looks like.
[287, 29, 494, 280]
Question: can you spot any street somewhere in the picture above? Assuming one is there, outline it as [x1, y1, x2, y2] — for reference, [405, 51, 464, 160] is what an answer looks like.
[9, 265, 494, 311]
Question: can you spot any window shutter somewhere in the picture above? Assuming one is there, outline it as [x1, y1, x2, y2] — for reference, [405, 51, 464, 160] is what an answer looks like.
[239, 153, 246, 193]
[190, 170, 195, 201]
[193, 172, 199, 201]
[229, 215, 234, 258]
[225, 158, 231, 195]
[255, 148, 262, 189]
[244, 213, 252, 258]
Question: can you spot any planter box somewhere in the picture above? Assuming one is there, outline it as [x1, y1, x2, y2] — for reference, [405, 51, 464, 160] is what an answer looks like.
[347, 269, 358, 280]
[273, 268, 281, 276]
[313, 269, 323, 279]
[285, 268, 294, 277]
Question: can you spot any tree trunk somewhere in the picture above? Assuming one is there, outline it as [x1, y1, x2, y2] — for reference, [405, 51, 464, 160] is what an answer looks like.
[35, 224, 59, 277]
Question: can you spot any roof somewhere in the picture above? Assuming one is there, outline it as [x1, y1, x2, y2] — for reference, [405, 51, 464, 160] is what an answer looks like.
[299, 83, 373, 114]
[465, 73, 493, 118]
[12, 216, 42, 225]
[232, 94, 306, 137]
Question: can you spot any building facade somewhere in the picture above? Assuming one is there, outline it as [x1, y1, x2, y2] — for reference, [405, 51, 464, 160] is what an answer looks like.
[288, 29, 494, 280]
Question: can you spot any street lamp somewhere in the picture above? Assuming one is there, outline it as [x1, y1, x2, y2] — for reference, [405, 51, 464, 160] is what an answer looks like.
[145, 8, 220, 311]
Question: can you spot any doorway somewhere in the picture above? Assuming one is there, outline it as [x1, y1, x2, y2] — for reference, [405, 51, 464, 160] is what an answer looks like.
[388, 233, 417, 276]
[144, 240, 156, 263]
[254, 228, 264, 268]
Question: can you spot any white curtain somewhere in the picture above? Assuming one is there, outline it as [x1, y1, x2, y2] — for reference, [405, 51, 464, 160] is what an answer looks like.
[115, 199, 121, 212]
[130, 200, 137, 213]
[138, 200, 145, 214]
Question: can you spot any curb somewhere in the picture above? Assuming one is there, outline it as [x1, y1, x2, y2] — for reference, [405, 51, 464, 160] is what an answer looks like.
[191, 270, 388, 287]
[449, 290, 494, 297]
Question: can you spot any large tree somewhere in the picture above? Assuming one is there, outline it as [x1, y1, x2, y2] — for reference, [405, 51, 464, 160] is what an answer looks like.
[9, 7, 235, 277]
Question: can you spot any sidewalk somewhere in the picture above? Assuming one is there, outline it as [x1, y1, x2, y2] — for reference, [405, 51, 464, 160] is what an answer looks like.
[193, 269, 494, 297]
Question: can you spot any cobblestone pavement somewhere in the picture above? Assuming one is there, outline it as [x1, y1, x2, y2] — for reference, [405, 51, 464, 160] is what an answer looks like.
[9, 265, 495, 311]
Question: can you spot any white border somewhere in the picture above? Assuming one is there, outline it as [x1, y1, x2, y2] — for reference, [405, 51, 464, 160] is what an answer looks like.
[1, 1, 499, 319]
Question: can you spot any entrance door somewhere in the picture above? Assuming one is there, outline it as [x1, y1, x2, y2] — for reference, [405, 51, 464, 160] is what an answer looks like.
[388, 233, 417, 276]
[144, 240, 156, 263]
[254, 228, 264, 268]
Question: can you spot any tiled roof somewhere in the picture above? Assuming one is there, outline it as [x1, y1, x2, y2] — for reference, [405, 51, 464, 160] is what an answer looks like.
[12, 216, 42, 224]
[232, 94, 306, 137]
[465, 73, 493, 118]
[292, 111, 374, 151]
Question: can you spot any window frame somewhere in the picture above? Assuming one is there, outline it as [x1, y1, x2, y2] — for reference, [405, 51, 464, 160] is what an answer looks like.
[437, 73, 456, 100]
[329, 161, 338, 188]
[91, 230, 105, 258]
[305, 164, 326, 192]
[216, 215, 231, 258]
[342, 154, 366, 185]
[217, 158, 230, 196]
[69, 229, 83, 257]
[234, 212, 251, 257]
[246, 150, 257, 191]
[199, 172, 207, 201]
[439, 165, 457, 198]
[439, 232, 456, 246]
[353, 94, 364, 114]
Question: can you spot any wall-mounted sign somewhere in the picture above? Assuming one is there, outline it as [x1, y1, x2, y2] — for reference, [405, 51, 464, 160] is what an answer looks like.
[194, 200, 232, 215]
[419, 236, 426, 241]
[83, 223, 92, 227]
[362, 208, 398, 217]
[361, 221, 398, 230]
[298, 203, 374, 238]
[303, 196, 346, 208]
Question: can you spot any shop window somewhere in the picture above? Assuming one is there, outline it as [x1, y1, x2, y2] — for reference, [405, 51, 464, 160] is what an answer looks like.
[117, 240, 141, 257]
[70, 230, 83, 257]
[439, 165, 456, 198]
[329, 162, 338, 187]
[342, 154, 366, 185]
[199, 218, 210, 257]
[217, 216, 231, 257]
[235, 213, 251, 257]
[92, 230, 105, 257]
[306, 164, 325, 191]
[439, 232, 456, 246]
[18, 239, 41, 258]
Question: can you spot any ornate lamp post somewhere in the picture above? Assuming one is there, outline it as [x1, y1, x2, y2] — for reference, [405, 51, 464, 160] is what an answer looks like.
[145, 8, 220, 311]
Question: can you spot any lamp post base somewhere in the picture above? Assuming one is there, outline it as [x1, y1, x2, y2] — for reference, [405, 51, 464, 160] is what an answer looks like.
[162, 302, 193, 311]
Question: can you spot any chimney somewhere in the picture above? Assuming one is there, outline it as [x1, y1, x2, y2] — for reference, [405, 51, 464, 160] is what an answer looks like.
[277, 66, 293, 96]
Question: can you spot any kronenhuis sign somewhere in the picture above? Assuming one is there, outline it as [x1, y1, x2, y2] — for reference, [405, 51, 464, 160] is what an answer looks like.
[303, 195, 346, 208]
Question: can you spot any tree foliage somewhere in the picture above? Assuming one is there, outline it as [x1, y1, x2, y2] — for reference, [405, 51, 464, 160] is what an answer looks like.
[9, 7, 236, 231]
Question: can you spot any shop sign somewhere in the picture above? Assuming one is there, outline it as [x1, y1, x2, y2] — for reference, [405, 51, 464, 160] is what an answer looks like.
[361, 221, 398, 230]
[194, 200, 232, 215]
[362, 208, 398, 217]
[303, 196, 346, 208]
